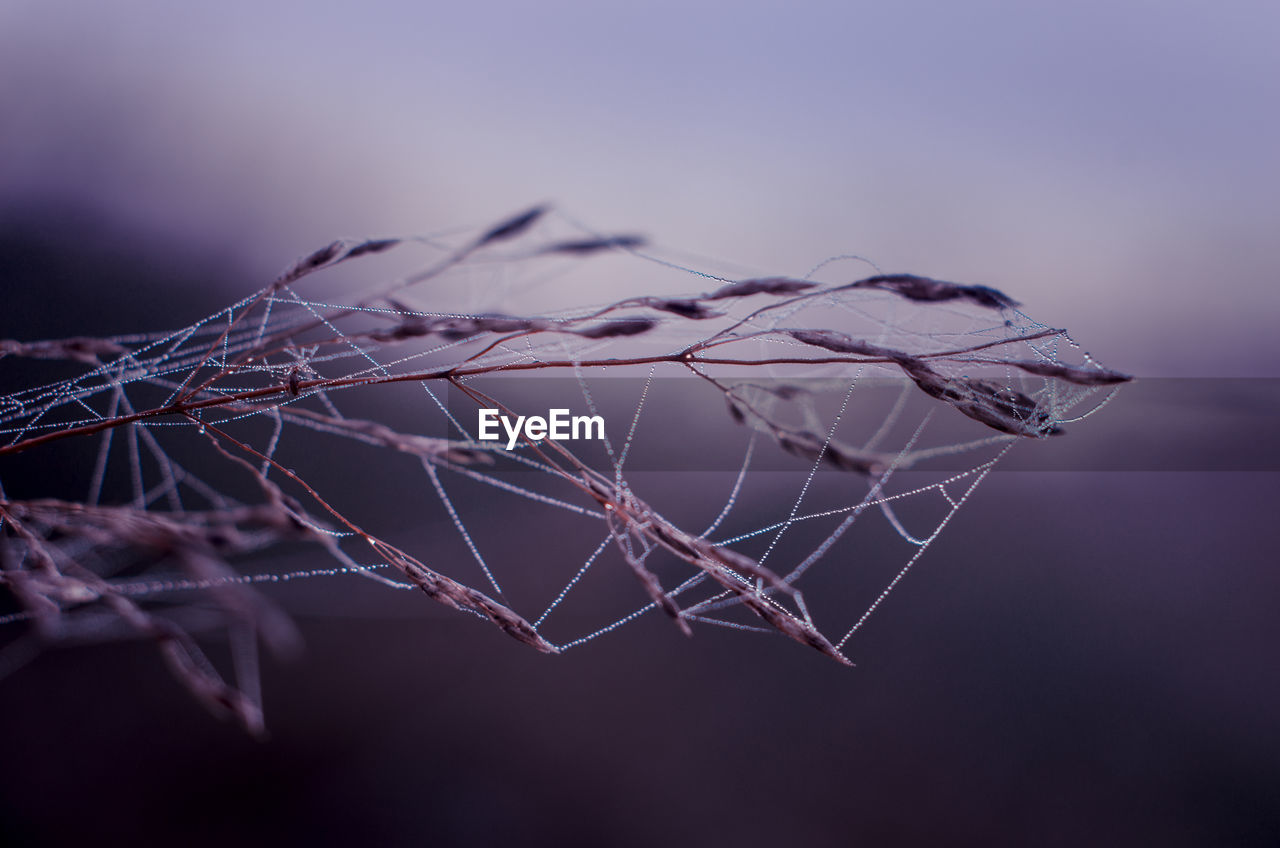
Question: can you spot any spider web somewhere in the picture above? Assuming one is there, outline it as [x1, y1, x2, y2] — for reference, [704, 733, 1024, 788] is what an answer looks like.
[0, 207, 1127, 732]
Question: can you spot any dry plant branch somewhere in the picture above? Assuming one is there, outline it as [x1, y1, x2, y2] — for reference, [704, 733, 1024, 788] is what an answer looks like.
[0, 206, 1129, 731]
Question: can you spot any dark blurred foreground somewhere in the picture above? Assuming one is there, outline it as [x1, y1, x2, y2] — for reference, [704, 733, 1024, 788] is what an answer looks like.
[1, 472, 1277, 847]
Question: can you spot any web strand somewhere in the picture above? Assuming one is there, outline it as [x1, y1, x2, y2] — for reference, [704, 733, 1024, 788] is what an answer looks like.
[0, 206, 1128, 730]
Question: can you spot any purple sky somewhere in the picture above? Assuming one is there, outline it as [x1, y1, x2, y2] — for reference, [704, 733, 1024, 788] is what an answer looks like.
[3, 1, 1277, 377]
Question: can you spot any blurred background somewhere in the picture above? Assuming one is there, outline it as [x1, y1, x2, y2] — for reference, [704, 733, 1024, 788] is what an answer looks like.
[1, 1, 1277, 845]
